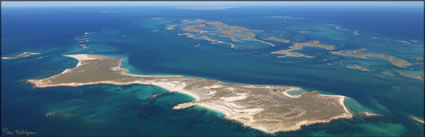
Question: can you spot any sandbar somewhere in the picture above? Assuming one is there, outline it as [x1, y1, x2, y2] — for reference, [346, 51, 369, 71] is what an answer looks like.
[361, 112, 383, 117]
[411, 116, 425, 124]
[1, 52, 39, 60]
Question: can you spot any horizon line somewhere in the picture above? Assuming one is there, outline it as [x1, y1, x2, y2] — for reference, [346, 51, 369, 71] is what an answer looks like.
[1, 1, 423, 8]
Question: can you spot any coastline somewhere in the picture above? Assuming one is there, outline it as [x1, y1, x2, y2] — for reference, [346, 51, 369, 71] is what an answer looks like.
[322, 95, 352, 117]
[152, 81, 201, 101]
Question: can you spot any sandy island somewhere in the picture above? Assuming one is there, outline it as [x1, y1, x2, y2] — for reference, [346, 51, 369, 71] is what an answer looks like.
[27, 54, 353, 134]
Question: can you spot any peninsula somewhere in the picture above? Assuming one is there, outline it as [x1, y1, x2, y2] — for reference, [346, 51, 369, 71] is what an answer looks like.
[27, 54, 353, 134]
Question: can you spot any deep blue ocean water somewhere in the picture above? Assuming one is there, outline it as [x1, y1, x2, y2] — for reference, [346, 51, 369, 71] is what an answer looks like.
[2, 5, 424, 136]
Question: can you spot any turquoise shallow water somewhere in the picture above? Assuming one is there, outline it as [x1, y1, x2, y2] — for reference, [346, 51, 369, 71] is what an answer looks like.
[2, 5, 424, 136]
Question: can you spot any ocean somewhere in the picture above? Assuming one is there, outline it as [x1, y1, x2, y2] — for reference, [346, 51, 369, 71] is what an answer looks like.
[1, 5, 424, 136]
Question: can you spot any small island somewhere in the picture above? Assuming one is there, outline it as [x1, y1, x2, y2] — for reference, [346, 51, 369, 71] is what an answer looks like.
[165, 24, 176, 30]
[264, 36, 290, 43]
[271, 40, 334, 58]
[382, 71, 395, 77]
[80, 43, 88, 49]
[27, 54, 353, 134]
[172, 19, 275, 49]
[299, 30, 312, 34]
[178, 33, 236, 48]
[330, 48, 411, 68]
[345, 64, 371, 72]
[395, 70, 424, 80]
[1, 52, 39, 60]
[151, 17, 161, 20]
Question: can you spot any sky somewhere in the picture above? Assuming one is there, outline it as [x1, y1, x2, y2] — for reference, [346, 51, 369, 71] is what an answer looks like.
[1, 1, 423, 8]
